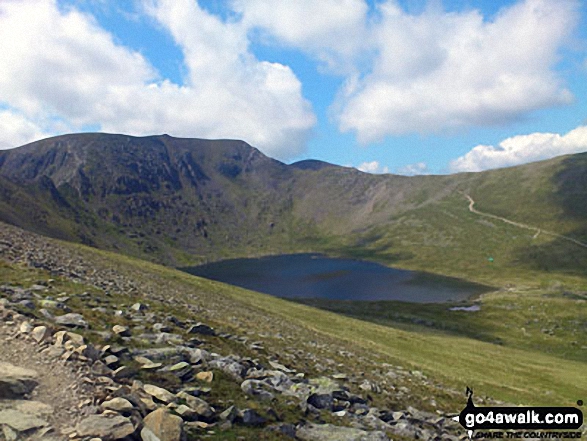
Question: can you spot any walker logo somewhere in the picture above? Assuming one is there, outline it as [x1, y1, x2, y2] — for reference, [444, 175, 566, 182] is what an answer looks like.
[452, 388, 583, 439]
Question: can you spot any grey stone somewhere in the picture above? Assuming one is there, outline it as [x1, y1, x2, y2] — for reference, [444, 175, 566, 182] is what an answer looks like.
[75, 415, 135, 440]
[144, 384, 176, 404]
[0, 362, 39, 398]
[240, 409, 266, 427]
[101, 397, 134, 413]
[55, 313, 87, 328]
[176, 392, 213, 418]
[0, 409, 48, 432]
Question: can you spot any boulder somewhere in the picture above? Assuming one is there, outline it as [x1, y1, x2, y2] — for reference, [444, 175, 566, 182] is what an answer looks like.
[75, 415, 135, 440]
[55, 313, 87, 328]
[101, 397, 134, 413]
[186, 323, 215, 336]
[143, 408, 184, 441]
[0, 409, 48, 432]
[0, 362, 38, 398]
[143, 384, 176, 404]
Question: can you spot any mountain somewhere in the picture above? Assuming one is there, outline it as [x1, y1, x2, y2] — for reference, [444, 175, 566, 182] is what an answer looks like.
[1, 133, 586, 284]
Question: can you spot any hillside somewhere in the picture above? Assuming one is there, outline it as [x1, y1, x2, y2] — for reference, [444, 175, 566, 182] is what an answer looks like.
[1, 133, 587, 287]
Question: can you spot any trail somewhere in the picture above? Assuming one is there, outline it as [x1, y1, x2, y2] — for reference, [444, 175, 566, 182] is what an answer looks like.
[464, 193, 587, 249]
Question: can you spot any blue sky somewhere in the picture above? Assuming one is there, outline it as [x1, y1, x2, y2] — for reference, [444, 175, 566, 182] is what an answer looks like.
[1, 0, 587, 175]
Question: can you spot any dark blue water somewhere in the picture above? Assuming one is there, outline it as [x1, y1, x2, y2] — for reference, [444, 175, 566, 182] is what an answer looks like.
[183, 254, 489, 303]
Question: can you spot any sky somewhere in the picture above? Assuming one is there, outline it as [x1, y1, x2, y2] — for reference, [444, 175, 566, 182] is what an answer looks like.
[1, 0, 587, 175]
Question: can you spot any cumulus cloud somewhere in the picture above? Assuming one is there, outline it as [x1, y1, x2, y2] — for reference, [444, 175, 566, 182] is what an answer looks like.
[232, 0, 368, 73]
[450, 125, 587, 172]
[0, 110, 51, 149]
[0, 0, 315, 159]
[397, 162, 429, 176]
[357, 161, 390, 174]
[337, 0, 578, 143]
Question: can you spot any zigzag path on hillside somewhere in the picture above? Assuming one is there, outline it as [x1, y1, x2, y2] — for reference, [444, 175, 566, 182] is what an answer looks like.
[463, 193, 587, 249]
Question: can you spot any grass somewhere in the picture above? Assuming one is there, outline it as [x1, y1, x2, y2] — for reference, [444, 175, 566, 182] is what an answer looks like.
[3, 177, 587, 415]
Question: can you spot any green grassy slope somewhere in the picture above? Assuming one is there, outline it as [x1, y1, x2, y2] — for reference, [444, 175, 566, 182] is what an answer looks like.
[3, 229, 584, 409]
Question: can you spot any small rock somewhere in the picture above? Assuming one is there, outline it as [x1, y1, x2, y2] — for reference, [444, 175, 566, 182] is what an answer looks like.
[195, 371, 213, 383]
[143, 408, 184, 441]
[31, 325, 52, 343]
[240, 409, 266, 427]
[0, 362, 39, 398]
[55, 313, 87, 328]
[130, 303, 148, 312]
[75, 415, 135, 441]
[186, 323, 215, 336]
[112, 325, 130, 337]
[101, 398, 134, 413]
[143, 384, 177, 404]
[0, 409, 48, 432]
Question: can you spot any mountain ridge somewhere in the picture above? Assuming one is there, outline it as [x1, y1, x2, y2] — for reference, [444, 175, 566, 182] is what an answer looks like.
[1, 133, 586, 285]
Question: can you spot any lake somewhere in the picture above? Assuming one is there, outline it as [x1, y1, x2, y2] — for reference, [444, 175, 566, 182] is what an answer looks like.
[183, 254, 491, 303]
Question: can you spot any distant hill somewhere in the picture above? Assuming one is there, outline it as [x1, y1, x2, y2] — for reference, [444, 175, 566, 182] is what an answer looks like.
[1, 133, 586, 283]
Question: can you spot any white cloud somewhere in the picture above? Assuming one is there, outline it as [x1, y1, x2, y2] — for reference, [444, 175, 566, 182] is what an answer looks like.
[450, 125, 587, 172]
[336, 0, 578, 143]
[232, 0, 368, 74]
[0, 110, 51, 149]
[357, 160, 389, 174]
[397, 162, 429, 176]
[0, 0, 315, 159]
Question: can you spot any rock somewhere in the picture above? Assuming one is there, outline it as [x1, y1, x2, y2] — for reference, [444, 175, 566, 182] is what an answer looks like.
[186, 323, 215, 336]
[101, 397, 134, 413]
[240, 379, 274, 401]
[268, 360, 294, 373]
[130, 303, 148, 312]
[19, 321, 34, 334]
[174, 405, 197, 421]
[143, 408, 184, 441]
[176, 392, 213, 418]
[55, 313, 87, 328]
[208, 358, 246, 380]
[267, 423, 297, 438]
[31, 325, 51, 343]
[143, 384, 176, 404]
[219, 406, 238, 423]
[104, 355, 120, 366]
[296, 423, 390, 441]
[0, 409, 48, 432]
[240, 409, 266, 427]
[75, 415, 135, 440]
[112, 325, 130, 337]
[54, 330, 84, 347]
[153, 323, 171, 333]
[0, 362, 39, 398]
[195, 371, 213, 383]
[307, 393, 333, 410]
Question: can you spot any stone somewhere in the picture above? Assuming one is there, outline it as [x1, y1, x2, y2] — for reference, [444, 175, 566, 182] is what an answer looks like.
[55, 313, 87, 328]
[240, 409, 266, 427]
[0, 409, 48, 432]
[112, 325, 130, 337]
[104, 355, 119, 366]
[174, 404, 197, 421]
[31, 325, 51, 343]
[219, 405, 238, 423]
[143, 408, 184, 441]
[130, 303, 148, 312]
[296, 423, 390, 441]
[19, 321, 34, 334]
[0, 362, 39, 398]
[195, 371, 213, 383]
[144, 384, 177, 404]
[176, 392, 213, 418]
[54, 330, 84, 347]
[307, 393, 334, 410]
[101, 398, 134, 413]
[186, 323, 215, 336]
[75, 415, 135, 440]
